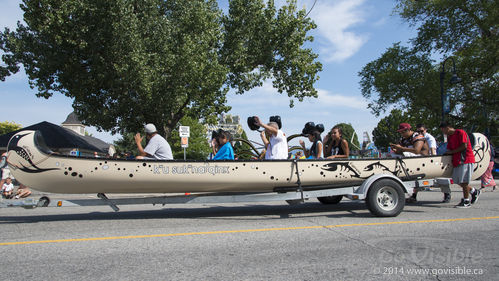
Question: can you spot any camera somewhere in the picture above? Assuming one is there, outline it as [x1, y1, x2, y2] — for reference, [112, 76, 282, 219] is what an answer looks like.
[302, 122, 324, 136]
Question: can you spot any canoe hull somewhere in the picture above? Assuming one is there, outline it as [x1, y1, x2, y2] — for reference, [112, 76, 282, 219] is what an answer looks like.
[6, 131, 491, 194]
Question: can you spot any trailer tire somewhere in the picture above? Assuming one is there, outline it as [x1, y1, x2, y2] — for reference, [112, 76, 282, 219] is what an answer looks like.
[37, 196, 50, 207]
[317, 195, 342, 204]
[366, 179, 405, 217]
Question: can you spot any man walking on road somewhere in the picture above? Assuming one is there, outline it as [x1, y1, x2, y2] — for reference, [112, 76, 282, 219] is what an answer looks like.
[440, 122, 480, 208]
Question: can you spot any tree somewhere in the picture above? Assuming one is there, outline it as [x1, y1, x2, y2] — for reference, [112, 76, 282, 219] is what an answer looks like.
[360, 0, 498, 143]
[169, 116, 211, 160]
[0, 0, 322, 138]
[0, 121, 22, 135]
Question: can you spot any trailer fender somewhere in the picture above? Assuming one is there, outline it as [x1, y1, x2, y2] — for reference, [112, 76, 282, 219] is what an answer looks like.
[357, 174, 410, 198]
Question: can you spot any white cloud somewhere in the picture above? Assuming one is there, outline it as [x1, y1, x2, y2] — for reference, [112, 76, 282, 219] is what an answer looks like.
[309, 89, 368, 109]
[305, 0, 368, 62]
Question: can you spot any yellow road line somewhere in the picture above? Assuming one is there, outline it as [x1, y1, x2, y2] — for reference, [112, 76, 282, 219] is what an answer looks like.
[1, 216, 498, 246]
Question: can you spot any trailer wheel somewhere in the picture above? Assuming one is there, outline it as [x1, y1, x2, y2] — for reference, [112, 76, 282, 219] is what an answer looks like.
[317, 195, 342, 204]
[366, 179, 404, 217]
[37, 196, 50, 207]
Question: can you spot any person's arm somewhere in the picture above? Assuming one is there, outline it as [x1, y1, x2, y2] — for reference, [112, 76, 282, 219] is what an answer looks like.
[445, 143, 466, 155]
[260, 131, 270, 148]
[255, 116, 278, 137]
[317, 142, 323, 158]
[299, 140, 310, 158]
[389, 143, 403, 155]
[394, 140, 423, 154]
[408, 140, 424, 154]
[134, 133, 148, 157]
[211, 138, 218, 156]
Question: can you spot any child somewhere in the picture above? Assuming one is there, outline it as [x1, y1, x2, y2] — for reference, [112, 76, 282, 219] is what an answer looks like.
[324, 126, 350, 159]
[213, 130, 235, 160]
[300, 130, 323, 159]
[2, 177, 14, 199]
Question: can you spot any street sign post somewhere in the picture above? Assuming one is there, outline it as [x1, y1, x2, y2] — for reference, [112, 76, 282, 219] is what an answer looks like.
[179, 126, 190, 160]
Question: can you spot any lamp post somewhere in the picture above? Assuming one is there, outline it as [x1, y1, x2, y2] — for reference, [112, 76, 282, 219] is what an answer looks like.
[440, 57, 462, 122]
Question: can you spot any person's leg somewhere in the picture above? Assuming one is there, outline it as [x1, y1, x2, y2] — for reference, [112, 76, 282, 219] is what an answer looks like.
[460, 183, 471, 199]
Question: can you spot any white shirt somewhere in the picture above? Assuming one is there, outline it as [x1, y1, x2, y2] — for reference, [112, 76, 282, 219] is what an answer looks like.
[2, 182, 13, 192]
[144, 134, 173, 160]
[265, 130, 288, 159]
[424, 133, 437, 154]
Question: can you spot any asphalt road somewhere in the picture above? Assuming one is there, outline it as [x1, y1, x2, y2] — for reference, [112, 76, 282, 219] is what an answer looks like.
[0, 183, 498, 281]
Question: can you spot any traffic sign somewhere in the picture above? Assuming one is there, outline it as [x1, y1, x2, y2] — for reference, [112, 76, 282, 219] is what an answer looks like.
[179, 126, 190, 137]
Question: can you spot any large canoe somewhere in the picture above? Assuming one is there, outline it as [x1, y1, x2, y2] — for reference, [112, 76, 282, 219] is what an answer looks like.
[6, 130, 491, 194]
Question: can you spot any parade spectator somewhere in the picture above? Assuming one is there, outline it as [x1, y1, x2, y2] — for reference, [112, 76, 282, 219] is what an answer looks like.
[416, 124, 437, 155]
[213, 130, 234, 160]
[255, 116, 288, 160]
[440, 121, 480, 208]
[480, 140, 496, 191]
[324, 126, 349, 159]
[2, 177, 14, 199]
[15, 184, 31, 199]
[134, 123, 173, 160]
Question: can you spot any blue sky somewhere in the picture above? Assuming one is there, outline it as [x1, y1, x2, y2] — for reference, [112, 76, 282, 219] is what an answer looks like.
[0, 0, 416, 147]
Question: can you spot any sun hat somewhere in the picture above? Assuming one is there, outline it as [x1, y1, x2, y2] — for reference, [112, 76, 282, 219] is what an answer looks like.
[144, 123, 157, 134]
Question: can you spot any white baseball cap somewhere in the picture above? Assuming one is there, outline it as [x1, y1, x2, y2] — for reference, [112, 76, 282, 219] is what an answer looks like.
[144, 123, 157, 134]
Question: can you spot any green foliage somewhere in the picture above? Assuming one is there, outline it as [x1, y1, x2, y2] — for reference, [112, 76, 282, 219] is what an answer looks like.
[169, 116, 211, 160]
[113, 132, 141, 157]
[361, 0, 498, 144]
[222, 0, 322, 107]
[0, 0, 321, 137]
[0, 121, 22, 135]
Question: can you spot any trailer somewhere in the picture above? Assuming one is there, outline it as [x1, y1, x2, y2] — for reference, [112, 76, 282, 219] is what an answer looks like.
[1, 175, 451, 217]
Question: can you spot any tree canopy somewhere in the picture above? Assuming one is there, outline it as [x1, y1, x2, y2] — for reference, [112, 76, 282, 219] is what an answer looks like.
[0, 0, 322, 137]
[0, 121, 22, 135]
[360, 0, 498, 143]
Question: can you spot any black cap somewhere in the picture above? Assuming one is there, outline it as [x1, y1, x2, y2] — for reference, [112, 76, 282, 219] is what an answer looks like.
[439, 121, 451, 128]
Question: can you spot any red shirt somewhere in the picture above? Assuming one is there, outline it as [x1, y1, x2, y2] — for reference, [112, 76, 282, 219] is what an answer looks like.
[446, 129, 475, 167]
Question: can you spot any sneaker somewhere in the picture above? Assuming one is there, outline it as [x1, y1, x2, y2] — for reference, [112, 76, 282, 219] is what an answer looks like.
[442, 193, 451, 203]
[471, 189, 480, 204]
[455, 199, 471, 208]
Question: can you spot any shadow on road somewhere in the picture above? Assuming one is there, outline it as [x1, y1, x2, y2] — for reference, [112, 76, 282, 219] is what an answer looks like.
[0, 201, 375, 223]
